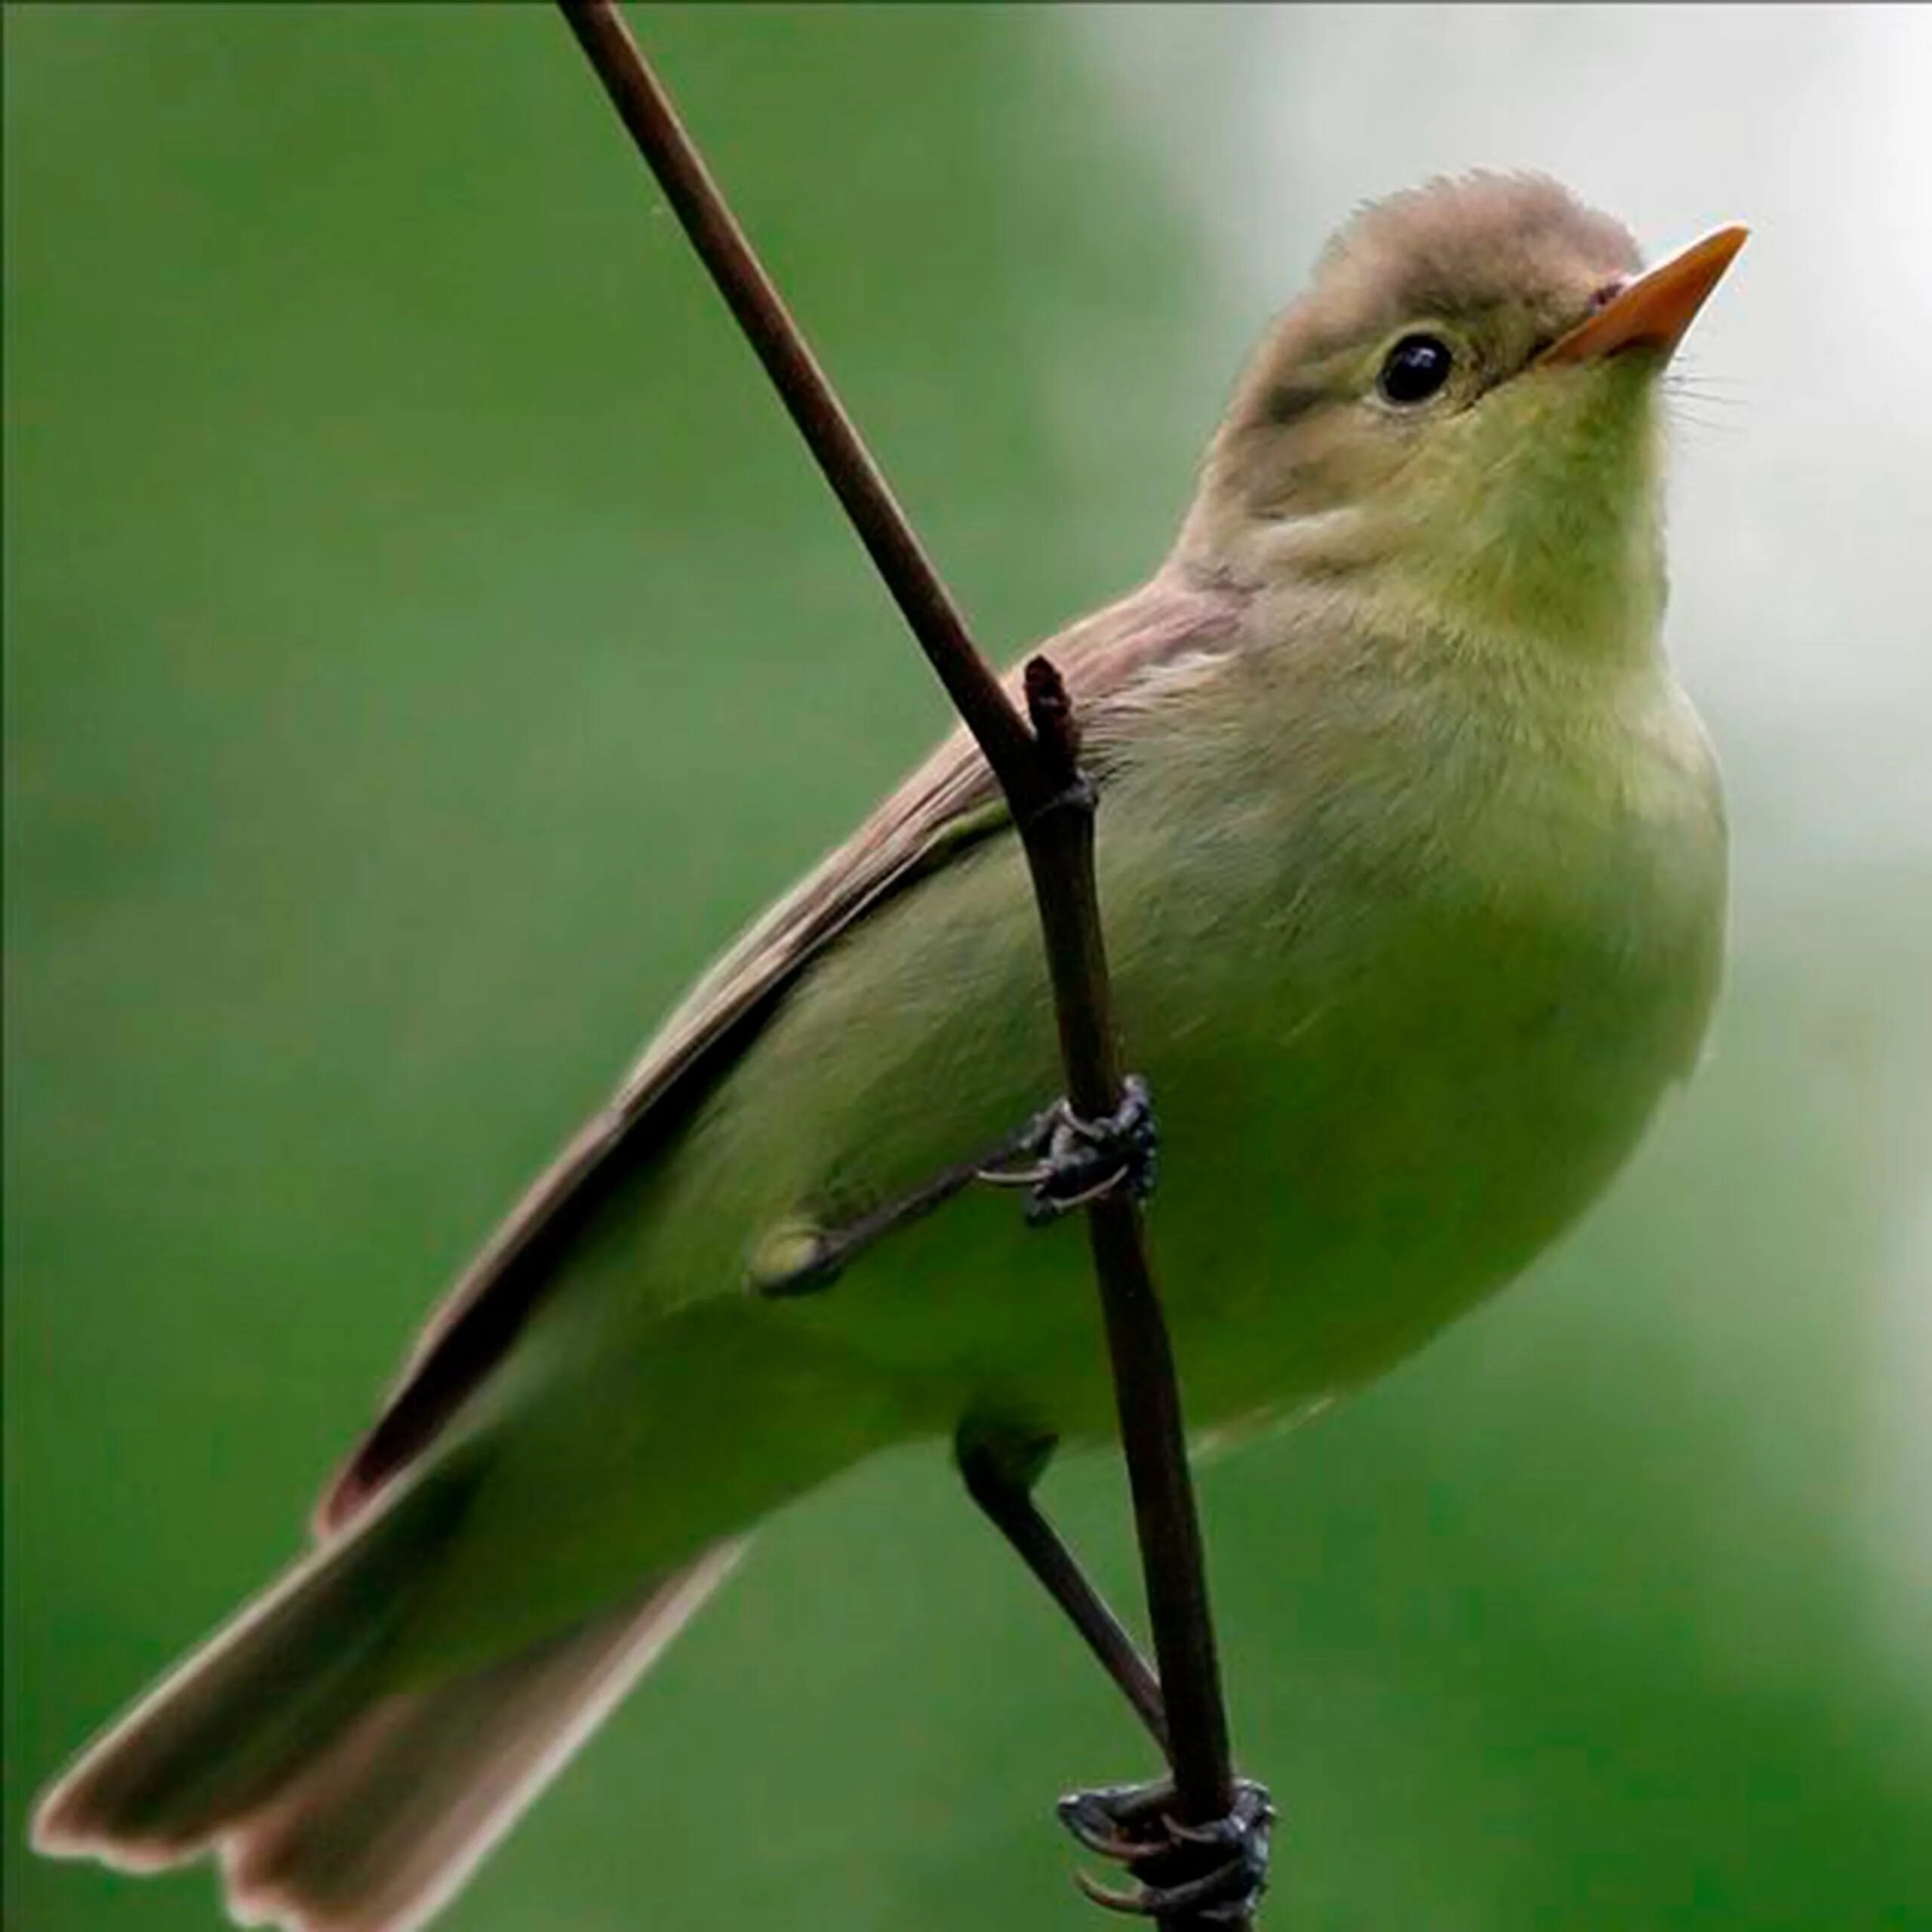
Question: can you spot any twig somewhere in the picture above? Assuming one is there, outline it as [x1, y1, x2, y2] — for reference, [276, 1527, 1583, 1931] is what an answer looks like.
[1019, 657, 1237, 1843]
[554, 4, 1245, 1922]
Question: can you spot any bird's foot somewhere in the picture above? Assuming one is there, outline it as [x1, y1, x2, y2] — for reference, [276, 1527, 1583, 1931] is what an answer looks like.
[978, 1074, 1158, 1225]
[1059, 1776, 1272, 1923]
[746, 1075, 1158, 1299]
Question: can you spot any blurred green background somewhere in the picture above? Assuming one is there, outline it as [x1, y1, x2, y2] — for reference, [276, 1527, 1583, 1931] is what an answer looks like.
[7, 5, 1930, 1928]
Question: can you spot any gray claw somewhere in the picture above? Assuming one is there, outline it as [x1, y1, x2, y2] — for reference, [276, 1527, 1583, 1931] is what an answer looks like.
[1058, 1774, 1274, 1922]
[980, 1075, 1160, 1224]
[1058, 1782, 1173, 1861]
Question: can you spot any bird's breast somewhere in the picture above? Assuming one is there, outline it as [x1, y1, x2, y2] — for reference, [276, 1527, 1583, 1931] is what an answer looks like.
[1074, 645, 1727, 1420]
[639, 638, 1725, 1438]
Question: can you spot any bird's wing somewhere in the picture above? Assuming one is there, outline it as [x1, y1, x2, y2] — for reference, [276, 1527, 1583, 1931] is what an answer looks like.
[319, 571, 1247, 1532]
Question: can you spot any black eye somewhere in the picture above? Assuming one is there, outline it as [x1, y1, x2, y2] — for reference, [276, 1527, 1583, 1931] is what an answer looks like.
[1377, 334, 1454, 405]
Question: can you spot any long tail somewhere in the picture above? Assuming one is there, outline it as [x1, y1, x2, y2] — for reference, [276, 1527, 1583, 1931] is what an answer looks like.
[32, 1466, 742, 1932]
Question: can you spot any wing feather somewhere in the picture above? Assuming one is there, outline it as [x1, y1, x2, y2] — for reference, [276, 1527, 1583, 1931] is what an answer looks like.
[319, 569, 1247, 1531]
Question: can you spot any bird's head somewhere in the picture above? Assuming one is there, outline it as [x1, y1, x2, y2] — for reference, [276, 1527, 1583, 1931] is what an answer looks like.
[1181, 173, 1746, 657]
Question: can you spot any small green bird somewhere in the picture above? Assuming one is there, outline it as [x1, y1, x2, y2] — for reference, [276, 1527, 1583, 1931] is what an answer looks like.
[35, 173, 1743, 1930]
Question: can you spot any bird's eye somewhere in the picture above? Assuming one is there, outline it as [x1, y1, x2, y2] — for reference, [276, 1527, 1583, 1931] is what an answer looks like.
[1377, 334, 1454, 405]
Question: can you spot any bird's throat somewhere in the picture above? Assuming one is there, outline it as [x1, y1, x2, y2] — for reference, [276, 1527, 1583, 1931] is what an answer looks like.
[1389, 361, 1670, 662]
[1198, 361, 1671, 669]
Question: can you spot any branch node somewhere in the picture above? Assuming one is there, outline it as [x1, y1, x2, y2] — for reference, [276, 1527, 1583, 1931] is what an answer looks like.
[1025, 652, 1081, 776]
[1018, 654, 1097, 827]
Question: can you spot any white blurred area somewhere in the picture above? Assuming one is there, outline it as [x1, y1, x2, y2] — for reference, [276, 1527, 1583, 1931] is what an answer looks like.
[1065, 0, 1932, 1718]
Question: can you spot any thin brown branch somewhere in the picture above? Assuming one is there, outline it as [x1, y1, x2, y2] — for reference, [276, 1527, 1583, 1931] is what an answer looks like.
[554, 3, 1246, 1921]
[1020, 656, 1238, 1843]
[555, 0, 1035, 798]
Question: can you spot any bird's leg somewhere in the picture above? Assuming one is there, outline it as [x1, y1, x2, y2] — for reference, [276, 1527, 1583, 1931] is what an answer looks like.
[746, 1151, 992, 1298]
[954, 1420, 1168, 1751]
[749, 1075, 1161, 1297]
[956, 1420, 1274, 1925]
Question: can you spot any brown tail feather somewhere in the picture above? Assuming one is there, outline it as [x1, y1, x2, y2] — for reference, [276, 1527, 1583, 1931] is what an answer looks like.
[32, 1472, 475, 1865]
[220, 1547, 743, 1932]
[34, 1509, 742, 1932]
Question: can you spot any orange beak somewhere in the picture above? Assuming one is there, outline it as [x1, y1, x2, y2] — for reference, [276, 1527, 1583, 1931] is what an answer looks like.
[1539, 225, 1748, 367]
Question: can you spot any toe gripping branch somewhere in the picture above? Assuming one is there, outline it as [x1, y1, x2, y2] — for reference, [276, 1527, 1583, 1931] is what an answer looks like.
[1060, 1777, 1274, 1926]
[978, 1073, 1160, 1226]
